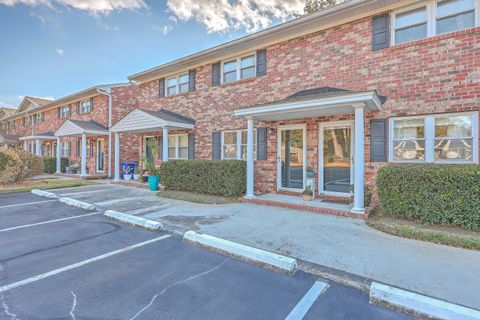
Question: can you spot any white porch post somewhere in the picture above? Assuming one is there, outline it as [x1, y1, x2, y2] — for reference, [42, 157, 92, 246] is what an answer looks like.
[35, 139, 41, 156]
[24, 141, 28, 151]
[56, 138, 61, 173]
[81, 133, 87, 177]
[352, 105, 365, 214]
[246, 118, 255, 198]
[114, 133, 120, 181]
[162, 127, 169, 162]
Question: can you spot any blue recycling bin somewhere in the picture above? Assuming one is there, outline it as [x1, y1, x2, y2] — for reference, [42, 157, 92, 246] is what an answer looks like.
[122, 162, 138, 180]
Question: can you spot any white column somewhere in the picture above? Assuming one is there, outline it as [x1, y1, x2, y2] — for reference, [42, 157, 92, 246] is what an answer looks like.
[24, 141, 28, 151]
[352, 105, 365, 214]
[114, 133, 120, 181]
[4, 143, 8, 149]
[35, 139, 41, 156]
[162, 127, 169, 162]
[56, 138, 61, 173]
[81, 133, 87, 177]
[246, 119, 255, 198]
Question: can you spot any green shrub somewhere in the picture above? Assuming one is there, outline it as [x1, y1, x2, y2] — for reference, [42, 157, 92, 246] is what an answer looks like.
[160, 160, 246, 197]
[0, 149, 14, 172]
[43, 157, 69, 174]
[0, 149, 44, 183]
[377, 164, 480, 230]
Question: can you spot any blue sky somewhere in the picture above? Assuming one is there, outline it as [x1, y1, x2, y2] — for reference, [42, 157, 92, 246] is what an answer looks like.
[0, 0, 304, 108]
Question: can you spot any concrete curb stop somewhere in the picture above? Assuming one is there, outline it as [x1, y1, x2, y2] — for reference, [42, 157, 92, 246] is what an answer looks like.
[104, 210, 163, 231]
[370, 282, 480, 320]
[183, 231, 297, 275]
[31, 189, 58, 199]
[58, 197, 96, 211]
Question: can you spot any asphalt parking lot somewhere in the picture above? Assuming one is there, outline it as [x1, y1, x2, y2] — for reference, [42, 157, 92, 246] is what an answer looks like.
[0, 191, 415, 319]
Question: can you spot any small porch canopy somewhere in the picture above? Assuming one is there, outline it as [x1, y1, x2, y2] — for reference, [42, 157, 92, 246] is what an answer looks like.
[19, 132, 55, 155]
[54, 120, 109, 176]
[110, 108, 195, 181]
[234, 87, 385, 214]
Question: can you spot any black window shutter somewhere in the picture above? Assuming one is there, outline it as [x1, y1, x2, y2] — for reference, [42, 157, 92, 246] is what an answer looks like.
[212, 131, 221, 159]
[372, 13, 389, 51]
[188, 69, 196, 92]
[90, 98, 93, 112]
[76, 102, 80, 114]
[188, 133, 195, 159]
[159, 78, 165, 98]
[211, 63, 221, 87]
[370, 119, 387, 162]
[256, 49, 267, 77]
[57, 107, 61, 118]
[158, 137, 163, 160]
[256, 127, 267, 160]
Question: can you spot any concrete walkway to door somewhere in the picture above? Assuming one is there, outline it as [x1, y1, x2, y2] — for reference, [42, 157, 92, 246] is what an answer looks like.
[47, 184, 480, 311]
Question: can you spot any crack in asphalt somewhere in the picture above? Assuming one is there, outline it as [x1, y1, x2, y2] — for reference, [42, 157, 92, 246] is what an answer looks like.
[0, 265, 18, 320]
[128, 258, 231, 320]
[69, 291, 77, 320]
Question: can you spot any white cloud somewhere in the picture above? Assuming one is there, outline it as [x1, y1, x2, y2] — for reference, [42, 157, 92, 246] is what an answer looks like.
[0, 0, 146, 14]
[166, 0, 304, 33]
[55, 48, 64, 56]
[152, 24, 173, 35]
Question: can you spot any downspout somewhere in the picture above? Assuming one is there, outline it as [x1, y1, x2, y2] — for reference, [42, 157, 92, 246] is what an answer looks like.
[96, 86, 113, 178]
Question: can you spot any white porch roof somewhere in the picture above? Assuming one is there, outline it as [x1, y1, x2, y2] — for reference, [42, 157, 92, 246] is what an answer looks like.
[110, 108, 195, 133]
[20, 132, 55, 141]
[55, 120, 109, 137]
[234, 87, 384, 121]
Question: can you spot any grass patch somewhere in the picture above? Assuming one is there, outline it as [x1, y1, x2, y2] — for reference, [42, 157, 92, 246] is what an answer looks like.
[367, 210, 480, 251]
[157, 190, 236, 204]
[0, 178, 94, 194]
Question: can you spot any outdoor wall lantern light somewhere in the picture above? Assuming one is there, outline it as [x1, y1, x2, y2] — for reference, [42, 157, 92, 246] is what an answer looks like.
[268, 128, 275, 135]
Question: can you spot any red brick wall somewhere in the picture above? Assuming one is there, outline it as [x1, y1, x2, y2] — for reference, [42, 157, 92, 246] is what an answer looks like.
[124, 15, 479, 194]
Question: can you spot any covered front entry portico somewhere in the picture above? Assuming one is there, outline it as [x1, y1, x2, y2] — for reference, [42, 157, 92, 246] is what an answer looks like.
[19, 133, 56, 156]
[235, 87, 384, 214]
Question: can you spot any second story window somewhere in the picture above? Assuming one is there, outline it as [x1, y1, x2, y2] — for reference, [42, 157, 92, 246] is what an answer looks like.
[33, 113, 44, 124]
[222, 53, 256, 84]
[59, 105, 70, 118]
[78, 99, 92, 114]
[392, 0, 478, 45]
[166, 73, 189, 96]
[23, 117, 30, 127]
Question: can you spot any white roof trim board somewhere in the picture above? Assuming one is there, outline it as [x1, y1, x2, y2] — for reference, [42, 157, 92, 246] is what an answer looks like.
[234, 91, 382, 121]
[19, 135, 55, 141]
[55, 120, 109, 137]
[110, 109, 194, 133]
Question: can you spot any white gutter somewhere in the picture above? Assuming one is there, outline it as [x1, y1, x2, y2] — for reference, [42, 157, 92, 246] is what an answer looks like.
[96, 86, 113, 178]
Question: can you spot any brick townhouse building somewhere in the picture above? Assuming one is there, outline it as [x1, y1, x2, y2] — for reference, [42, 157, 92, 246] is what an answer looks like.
[1, 0, 479, 215]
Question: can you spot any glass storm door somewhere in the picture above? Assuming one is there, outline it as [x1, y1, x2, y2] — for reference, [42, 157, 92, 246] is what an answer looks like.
[279, 127, 305, 190]
[97, 139, 105, 172]
[321, 123, 353, 194]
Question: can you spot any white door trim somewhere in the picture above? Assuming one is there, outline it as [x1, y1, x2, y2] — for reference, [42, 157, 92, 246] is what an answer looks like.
[277, 124, 307, 192]
[318, 120, 354, 196]
[96, 139, 105, 173]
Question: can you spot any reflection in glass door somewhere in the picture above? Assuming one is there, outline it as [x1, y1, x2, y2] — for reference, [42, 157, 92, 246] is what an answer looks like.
[321, 123, 352, 194]
[279, 127, 305, 190]
[97, 139, 105, 172]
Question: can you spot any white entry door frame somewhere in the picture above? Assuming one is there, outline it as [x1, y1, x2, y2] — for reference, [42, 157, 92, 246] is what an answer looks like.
[277, 124, 307, 192]
[96, 139, 105, 173]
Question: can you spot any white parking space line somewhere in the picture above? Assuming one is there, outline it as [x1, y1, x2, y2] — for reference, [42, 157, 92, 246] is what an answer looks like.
[0, 234, 171, 293]
[58, 189, 118, 196]
[127, 205, 172, 215]
[285, 280, 329, 320]
[0, 213, 99, 233]
[94, 196, 153, 206]
[0, 200, 57, 209]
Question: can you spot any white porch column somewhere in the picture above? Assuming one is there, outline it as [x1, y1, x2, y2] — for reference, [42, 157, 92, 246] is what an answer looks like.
[56, 138, 61, 173]
[246, 118, 255, 198]
[114, 133, 120, 181]
[35, 139, 41, 156]
[162, 127, 169, 162]
[81, 133, 87, 177]
[3, 143, 7, 149]
[24, 141, 28, 151]
[352, 105, 365, 214]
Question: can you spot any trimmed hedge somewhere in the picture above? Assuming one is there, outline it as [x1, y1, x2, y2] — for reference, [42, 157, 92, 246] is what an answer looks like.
[160, 160, 246, 197]
[377, 164, 480, 230]
[43, 157, 69, 174]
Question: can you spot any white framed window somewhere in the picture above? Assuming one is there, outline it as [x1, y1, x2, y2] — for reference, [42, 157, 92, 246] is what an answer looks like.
[166, 73, 189, 96]
[79, 99, 92, 114]
[60, 105, 70, 118]
[61, 142, 70, 157]
[33, 113, 44, 124]
[221, 129, 256, 160]
[389, 112, 478, 163]
[168, 134, 188, 160]
[222, 53, 256, 84]
[392, 0, 479, 45]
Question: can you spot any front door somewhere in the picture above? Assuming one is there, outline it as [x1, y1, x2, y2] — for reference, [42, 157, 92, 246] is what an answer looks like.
[278, 125, 306, 191]
[97, 139, 105, 172]
[319, 121, 353, 194]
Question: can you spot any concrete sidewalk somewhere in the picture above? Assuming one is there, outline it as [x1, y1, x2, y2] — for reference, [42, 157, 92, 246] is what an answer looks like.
[48, 184, 480, 310]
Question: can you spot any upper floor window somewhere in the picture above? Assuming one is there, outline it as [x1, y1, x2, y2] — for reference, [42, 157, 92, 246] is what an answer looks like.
[23, 117, 30, 127]
[33, 113, 44, 124]
[392, 0, 478, 45]
[78, 99, 92, 114]
[221, 129, 256, 160]
[166, 73, 189, 96]
[390, 112, 478, 163]
[222, 53, 256, 84]
[59, 105, 70, 118]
